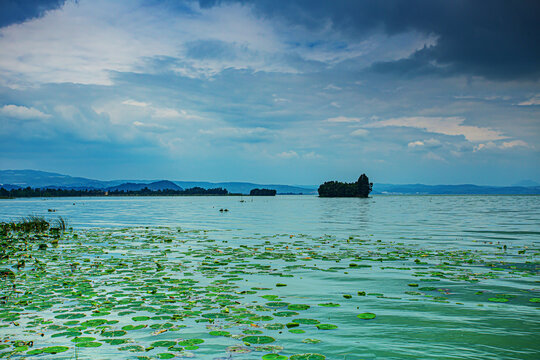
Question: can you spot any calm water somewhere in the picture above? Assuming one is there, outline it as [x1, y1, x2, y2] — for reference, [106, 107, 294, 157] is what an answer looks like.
[1, 195, 539, 244]
[0, 195, 539, 359]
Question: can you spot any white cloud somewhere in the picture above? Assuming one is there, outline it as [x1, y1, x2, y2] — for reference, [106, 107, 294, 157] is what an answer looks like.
[153, 108, 184, 119]
[303, 151, 322, 159]
[326, 116, 363, 123]
[0, 0, 289, 87]
[351, 128, 369, 137]
[408, 140, 424, 148]
[0, 104, 50, 120]
[517, 94, 540, 106]
[324, 84, 342, 91]
[474, 140, 530, 152]
[501, 140, 530, 149]
[276, 150, 299, 159]
[0, 0, 437, 87]
[366, 116, 505, 142]
[122, 99, 149, 107]
[408, 138, 441, 148]
[133, 121, 168, 131]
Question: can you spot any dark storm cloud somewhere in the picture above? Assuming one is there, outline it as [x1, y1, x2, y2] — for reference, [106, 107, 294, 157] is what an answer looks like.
[0, 0, 67, 28]
[198, 0, 540, 80]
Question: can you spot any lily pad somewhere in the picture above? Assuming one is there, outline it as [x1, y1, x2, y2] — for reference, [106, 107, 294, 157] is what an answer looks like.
[243, 335, 276, 344]
[290, 354, 325, 360]
[262, 354, 288, 360]
[177, 339, 204, 346]
[76, 342, 102, 348]
[316, 324, 337, 330]
[357, 313, 376, 320]
[132, 316, 150, 321]
[72, 336, 96, 342]
[318, 303, 340, 307]
[42, 346, 70, 354]
[157, 353, 175, 359]
[209, 330, 231, 336]
[152, 341, 176, 348]
[101, 330, 127, 337]
[488, 298, 509, 303]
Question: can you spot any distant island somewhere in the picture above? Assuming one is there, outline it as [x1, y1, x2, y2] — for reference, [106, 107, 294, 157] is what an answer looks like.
[249, 188, 277, 196]
[318, 174, 373, 198]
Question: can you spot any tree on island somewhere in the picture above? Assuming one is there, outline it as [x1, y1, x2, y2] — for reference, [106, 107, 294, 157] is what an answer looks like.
[318, 174, 373, 198]
[249, 188, 277, 196]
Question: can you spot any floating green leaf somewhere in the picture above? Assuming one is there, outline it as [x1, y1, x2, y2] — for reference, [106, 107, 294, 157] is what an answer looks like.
[243, 336, 276, 344]
[316, 324, 337, 330]
[357, 313, 376, 320]
[290, 354, 325, 360]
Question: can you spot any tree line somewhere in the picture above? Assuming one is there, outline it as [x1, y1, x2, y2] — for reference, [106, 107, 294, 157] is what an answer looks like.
[0, 186, 229, 198]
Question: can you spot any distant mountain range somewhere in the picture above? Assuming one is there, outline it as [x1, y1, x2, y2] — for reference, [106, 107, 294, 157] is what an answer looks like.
[1, 170, 539, 195]
[107, 180, 182, 192]
[0, 170, 316, 195]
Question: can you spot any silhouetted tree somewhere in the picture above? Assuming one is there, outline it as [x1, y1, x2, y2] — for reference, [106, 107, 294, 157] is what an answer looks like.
[318, 174, 373, 198]
[250, 188, 277, 196]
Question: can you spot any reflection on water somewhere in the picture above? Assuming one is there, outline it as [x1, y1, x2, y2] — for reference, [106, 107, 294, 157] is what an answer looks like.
[1, 195, 538, 247]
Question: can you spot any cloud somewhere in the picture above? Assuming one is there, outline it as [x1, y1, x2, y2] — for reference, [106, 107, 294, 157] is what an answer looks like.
[474, 140, 530, 152]
[119, 100, 202, 121]
[350, 128, 369, 137]
[501, 140, 530, 149]
[330, 102, 340, 108]
[408, 138, 441, 148]
[199, 126, 274, 143]
[122, 99, 149, 107]
[276, 150, 298, 159]
[408, 140, 424, 148]
[133, 121, 168, 131]
[153, 108, 198, 120]
[202, 0, 540, 80]
[0, 104, 50, 120]
[366, 116, 505, 142]
[0, 0, 293, 86]
[517, 95, 540, 106]
[0, 0, 66, 28]
[326, 116, 363, 123]
[303, 151, 322, 159]
[0, 0, 438, 88]
[324, 84, 342, 91]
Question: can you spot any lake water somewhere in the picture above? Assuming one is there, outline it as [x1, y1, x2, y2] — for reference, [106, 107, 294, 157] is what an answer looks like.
[0, 195, 539, 359]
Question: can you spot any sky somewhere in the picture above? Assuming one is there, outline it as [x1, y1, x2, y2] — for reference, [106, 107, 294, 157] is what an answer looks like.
[0, 0, 539, 186]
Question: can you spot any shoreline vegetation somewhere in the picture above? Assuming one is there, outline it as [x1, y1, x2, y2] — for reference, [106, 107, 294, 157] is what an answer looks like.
[0, 186, 281, 199]
[0, 187, 230, 198]
[318, 174, 373, 198]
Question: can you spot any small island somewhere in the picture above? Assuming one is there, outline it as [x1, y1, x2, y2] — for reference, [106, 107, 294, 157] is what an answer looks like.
[249, 188, 277, 196]
[318, 174, 373, 198]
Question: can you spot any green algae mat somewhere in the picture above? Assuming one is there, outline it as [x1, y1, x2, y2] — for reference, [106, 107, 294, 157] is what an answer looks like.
[0, 226, 538, 359]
